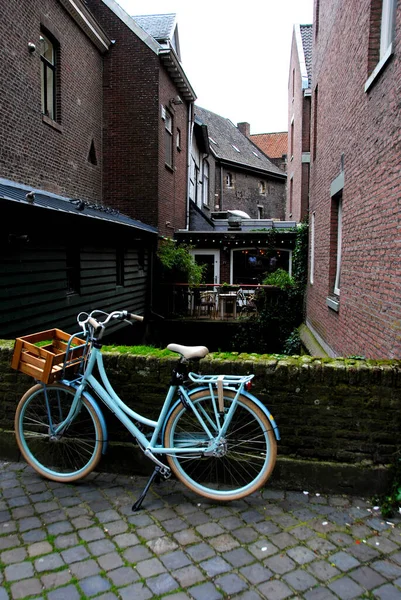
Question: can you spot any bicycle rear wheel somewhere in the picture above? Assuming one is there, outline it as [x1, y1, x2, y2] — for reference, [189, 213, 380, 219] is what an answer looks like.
[15, 383, 103, 482]
[164, 390, 277, 501]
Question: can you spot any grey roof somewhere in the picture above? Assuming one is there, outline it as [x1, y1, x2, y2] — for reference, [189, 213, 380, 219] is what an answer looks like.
[300, 25, 313, 87]
[194, 106, 285, 178]
[0, 178, 157, 234]
[133, 14, 176, 43]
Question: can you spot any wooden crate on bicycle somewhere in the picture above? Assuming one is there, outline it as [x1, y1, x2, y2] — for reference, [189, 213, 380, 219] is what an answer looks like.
[11, 329, 87, 384]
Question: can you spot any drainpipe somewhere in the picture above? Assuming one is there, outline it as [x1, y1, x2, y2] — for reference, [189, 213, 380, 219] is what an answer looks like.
[186, 102, 194, 230]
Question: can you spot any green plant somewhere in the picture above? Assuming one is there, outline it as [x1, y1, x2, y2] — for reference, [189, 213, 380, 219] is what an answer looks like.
[283, 329, 302, 355]
[373, 453, 401, 517]
[157, 238, 206, 285]
[263, 268, 293, 289]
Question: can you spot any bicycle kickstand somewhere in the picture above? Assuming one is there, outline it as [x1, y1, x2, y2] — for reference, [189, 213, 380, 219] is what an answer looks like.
[132, 466, 169, 512]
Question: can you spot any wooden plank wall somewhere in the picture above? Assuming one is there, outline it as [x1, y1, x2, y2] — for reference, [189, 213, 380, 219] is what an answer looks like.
[0, 202, 155, 339]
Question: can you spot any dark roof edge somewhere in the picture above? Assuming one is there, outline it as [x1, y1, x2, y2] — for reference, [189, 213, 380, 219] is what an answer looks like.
[219, 158, 287, 180]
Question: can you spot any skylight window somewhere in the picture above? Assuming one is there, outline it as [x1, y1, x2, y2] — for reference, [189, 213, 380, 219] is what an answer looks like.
[252, 151, 260, 158]
[209, 137, 218, 145]
[231, 145, 240, 153]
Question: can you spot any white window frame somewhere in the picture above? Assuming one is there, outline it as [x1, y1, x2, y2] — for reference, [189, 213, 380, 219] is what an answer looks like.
[380, 0, 395, 59]
[334, 200, 342, 296]
[202, 161, 209, 206]
[310, 211, 315, 285]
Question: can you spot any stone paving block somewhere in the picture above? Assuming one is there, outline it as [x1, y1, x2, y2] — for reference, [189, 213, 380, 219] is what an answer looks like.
[366, 535, 399, 553]
[107, 566, 140, 586]
[186, 511, 210, 526]
[239, 563, 273, 585]
[41, 569, 72, 589]
[219, 516, 244, 530]
[305, 536, 337, 555]
[147, 535, 178, 555]
[290, 525, 315, 540]
[21, 529, 47, 543]
[136, 556, 166, 578]
[207, 506, 232, 519]
[287, 545, 316, 564]
[304, 587, 338, 600]
[80, 575, 112, 597]
[328, 531, 354, 547]
[69, 559, 101, 579]
[79, 526, 106, 542]
[161, 549, 191, 570]
[4, 560, 34, 581]
[159, 592, 190, 600]
[163, 517, 188, 533]
[10, 577, 43, 599]
[87, 538, 116, 556]
[113, 532, 139, 548]
[1, 547, 27, 564]
[306, 559, 340, 581]
[349, 565, 386, 589]
[264, 553, 296, 574]
[27, 541, 53, 557]
[248, 539, 278, 559]
[328, 575, 364, 599]
[232, 526, 259, 544]
[97, 551, 124, 571]
[258, 579, 293, 600]
[223, 547, 255, 567]
[273, 514, 300, 528]
[188, 582, 222, 600]
[373, 583, 401, 599]
[72, 516, 94, 529]
[54, 532, 79, 549]
[173, 528, 199, 545]
[283, 567, 318, 591]
[329, 550, 360, 571]
[372, 559, 401, 579]
[18, 516, 42, 531]
[11, 506, 33, 519]
[0, 534, 20, 550]
[123, 544, 152, 564]
[348, 540, 380, 562]
[186, 542, 215, 561]
[214, 573, 247, 595]
[200, 556, 231, 577]
[136, 524, 164, 540]
[47, 584, 81, 600]
[104, 519, 128, 536]
[209, 533, 240, 552]
[35, 551, 65, 572]
[173, 565, 205, 587]
[47, 520, 73, 536]
[152, 507, 177, 521]
[61, 545, 90, 563]
[147, 572, 179, 595]
[96, 509, 121, 522]
[119, 582, 152, 600]
[268, 531, 297, 549]
[196, 522, 224, 538]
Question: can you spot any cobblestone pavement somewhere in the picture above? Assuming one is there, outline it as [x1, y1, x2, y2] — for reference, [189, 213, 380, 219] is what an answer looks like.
[1, 461, 401, 600]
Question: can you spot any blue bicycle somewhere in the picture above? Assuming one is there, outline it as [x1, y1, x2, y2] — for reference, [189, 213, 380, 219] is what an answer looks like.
[14, 310, 279, 509]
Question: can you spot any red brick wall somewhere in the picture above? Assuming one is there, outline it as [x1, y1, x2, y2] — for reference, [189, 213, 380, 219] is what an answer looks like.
[86, 0, 190, 235]
[0, 0, 103, 200]
[307, 0, 401, 359]
[287, 30, 311, 222]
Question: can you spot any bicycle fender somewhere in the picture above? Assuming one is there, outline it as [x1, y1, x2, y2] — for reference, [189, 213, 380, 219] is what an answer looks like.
[163, 386, 280, 442]
[60, 380, 108, 454]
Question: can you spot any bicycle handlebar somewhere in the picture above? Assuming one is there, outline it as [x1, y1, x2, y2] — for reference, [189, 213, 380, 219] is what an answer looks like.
[78, 310, 144, 339]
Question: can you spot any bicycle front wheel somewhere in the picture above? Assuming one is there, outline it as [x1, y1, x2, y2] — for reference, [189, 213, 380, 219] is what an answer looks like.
[15, 383, 103, 482]
[164, 390, 277, 502]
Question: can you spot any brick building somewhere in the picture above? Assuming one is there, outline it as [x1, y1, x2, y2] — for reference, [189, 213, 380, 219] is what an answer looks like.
[303, 0, 401, 359]
[85, 2, 196, 236]
[287, 24, 312, 223]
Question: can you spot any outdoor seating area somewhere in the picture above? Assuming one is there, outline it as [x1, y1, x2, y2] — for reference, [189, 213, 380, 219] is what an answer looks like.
[166, 284, 261, 320]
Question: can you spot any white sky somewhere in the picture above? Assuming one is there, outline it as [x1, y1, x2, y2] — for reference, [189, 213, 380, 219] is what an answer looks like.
[114, 0, 313, 134]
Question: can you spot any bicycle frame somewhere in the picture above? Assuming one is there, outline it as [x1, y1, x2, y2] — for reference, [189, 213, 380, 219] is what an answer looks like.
[53, 345, 247, 458]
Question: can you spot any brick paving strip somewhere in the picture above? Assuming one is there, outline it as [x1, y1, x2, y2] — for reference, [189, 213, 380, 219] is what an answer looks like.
[0, 461, 401, 599]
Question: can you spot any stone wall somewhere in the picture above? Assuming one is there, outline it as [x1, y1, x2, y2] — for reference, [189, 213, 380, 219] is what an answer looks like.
[2, 341, 400, 495]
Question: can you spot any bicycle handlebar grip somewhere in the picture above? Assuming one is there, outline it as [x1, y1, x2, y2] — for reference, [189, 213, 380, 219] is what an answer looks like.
[129, 313, 144, 322]
[88, 317, 102, 331]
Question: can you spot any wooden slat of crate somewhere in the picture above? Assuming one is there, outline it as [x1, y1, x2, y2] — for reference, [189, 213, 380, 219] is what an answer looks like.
[11, 329, 86, 383]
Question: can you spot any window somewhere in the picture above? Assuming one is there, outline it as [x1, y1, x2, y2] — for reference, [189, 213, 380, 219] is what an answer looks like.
[226, 172, 233, 188]
[313, 85, 318, 161]
[292, 68, 295, 100]
[380, 0, 396, 60]
[289, 177, 293, 218]
[310, 212, 315, 284]
[202, 161, 209, 206]
[164, 108, 173, 167]
[40, 32, 57, 121]
[259, 181, 266, 195]
[257, 205, 263, 219]
[66, 246, 80, 295]
[314, 0, 320, 39]
[176, 128, 181, 151]
[330, 194, 342, 296]
[290, 118, 294, 159]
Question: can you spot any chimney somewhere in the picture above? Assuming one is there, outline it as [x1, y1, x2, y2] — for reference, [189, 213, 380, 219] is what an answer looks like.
[237, 122, 250, 138]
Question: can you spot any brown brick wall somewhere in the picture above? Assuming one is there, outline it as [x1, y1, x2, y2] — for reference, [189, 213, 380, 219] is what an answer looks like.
[0, 0, 103, 201]
[307, 0, 401, 359]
